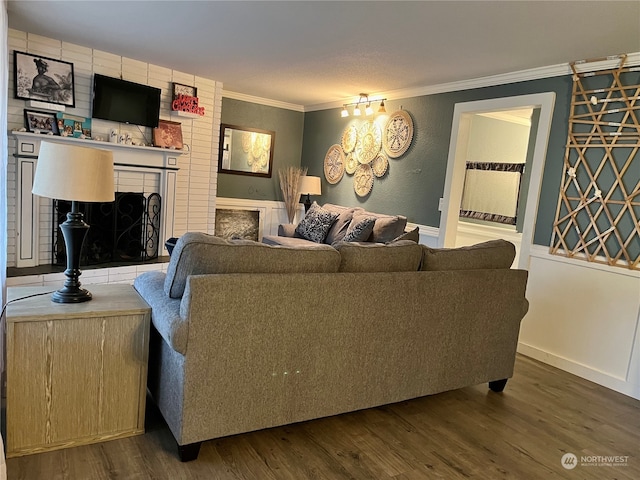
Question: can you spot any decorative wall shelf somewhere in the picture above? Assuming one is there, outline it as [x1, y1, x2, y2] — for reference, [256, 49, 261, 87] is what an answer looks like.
[174, 110, 202, 119]
[12, 131, 187, 159]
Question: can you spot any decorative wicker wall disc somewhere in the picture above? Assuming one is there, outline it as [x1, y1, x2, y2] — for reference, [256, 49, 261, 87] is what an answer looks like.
[355, 121, 382, 164]
[372, 154, 388, 177]
[242, 132, 251, 153]
[384, 110, 414, 158]
[341, 125, 358, 153]
[345, 153, 358, 174]
[324, 144, 346, 184]
[354, 163, 374, 197]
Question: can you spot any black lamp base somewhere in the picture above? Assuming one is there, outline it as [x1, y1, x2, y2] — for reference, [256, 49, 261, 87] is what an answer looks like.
[52, 286, 92, 304]
[303, 194, 312, 212]
[54, 202, 92, 303]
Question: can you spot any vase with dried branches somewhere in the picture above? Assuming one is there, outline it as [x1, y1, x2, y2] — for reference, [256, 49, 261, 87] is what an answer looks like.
[278, 166, 307, 223]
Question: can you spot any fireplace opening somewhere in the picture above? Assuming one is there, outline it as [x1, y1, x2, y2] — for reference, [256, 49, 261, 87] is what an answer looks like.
[53, 192, 161, 267]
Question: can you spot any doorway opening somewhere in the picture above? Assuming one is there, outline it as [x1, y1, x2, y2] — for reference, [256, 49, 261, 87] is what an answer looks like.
[439, 93, 556, 269]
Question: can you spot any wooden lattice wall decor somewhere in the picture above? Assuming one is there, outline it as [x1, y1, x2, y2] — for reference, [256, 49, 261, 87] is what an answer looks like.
[551, 54, 640, 270]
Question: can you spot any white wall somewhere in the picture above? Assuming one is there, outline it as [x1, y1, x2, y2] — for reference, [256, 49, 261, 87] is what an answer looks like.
[467, 114, 530, 164]
[519, 247, 640, 400]
[6, 29, 223, 268]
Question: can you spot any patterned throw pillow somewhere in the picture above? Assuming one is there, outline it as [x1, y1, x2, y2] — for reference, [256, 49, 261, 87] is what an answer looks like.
[342, 216, 376, 242]
[295, 202, 339, 243]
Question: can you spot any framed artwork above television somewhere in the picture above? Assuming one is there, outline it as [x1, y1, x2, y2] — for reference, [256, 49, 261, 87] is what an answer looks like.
[14, 51, 75, 107]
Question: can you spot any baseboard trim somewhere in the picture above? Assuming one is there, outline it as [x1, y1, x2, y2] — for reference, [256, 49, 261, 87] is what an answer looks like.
[517, 342, 639, 400]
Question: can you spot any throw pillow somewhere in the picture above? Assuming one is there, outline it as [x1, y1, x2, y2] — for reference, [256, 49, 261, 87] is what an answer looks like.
[323, 204, 361, 244]
[295, 202, 339, 243]
[360, 211, 408, 243]
[341, 215, 376, 243]
[388, 226, 419, 244]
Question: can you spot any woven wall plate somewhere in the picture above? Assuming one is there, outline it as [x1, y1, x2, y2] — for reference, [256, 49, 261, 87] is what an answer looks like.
[355, 121, 382, 164]
[341, 125, 358, 153]
[371, 153, 389, 178]
[353, 163, 374, 197]
[324, 144, 345, 184]
[345, 153, 358, 175]
[383, 110, 414, 158]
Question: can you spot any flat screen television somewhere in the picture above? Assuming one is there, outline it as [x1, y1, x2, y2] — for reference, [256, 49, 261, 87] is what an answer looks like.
[92, 74, 161, 128]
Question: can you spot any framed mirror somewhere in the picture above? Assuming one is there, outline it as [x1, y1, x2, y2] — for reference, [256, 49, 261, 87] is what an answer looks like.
[218, 124, 275, 178]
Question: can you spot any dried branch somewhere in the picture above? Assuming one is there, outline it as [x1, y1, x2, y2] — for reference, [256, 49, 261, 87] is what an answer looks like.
[278, 166, 307, 223]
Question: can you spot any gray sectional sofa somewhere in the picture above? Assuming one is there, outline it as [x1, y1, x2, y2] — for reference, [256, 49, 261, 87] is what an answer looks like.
[262, 202, 418, 248]
[134, 232, 529, 461]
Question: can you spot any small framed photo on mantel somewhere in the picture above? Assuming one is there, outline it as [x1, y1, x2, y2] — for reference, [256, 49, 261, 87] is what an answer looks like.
[153, 119, 183, 150]
[24, 109, 59, 135]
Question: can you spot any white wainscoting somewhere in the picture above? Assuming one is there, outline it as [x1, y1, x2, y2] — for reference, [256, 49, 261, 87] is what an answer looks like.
[518, 245, 640, 400]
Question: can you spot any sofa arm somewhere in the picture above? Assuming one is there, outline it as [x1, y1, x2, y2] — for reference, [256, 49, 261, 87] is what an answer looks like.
[133, 271, 189, 355]
[278, 224, 297, 237]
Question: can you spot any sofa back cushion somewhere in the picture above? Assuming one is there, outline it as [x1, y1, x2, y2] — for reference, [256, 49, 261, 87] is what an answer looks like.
[322, 203, 361, 244]
[334, 240, 423, 272]
[359, 211, 408, 243]
[165, 232, 341, 298]
[421, 239, 516, 271]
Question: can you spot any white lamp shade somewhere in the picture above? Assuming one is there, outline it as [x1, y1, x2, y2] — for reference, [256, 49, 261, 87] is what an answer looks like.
[32, 142, 115, 202]
[298, 175, 322, 195]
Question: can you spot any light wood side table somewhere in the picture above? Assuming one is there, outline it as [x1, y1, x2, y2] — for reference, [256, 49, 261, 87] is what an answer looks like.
[5, 284, 151, 458]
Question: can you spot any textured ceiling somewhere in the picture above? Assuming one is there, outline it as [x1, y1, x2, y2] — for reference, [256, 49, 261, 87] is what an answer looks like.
[7, 1, 640, 108]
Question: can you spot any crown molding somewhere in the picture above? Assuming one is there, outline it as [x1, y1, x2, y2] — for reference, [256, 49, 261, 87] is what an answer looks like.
[222, 90, 305, 112]
[223, 53, 640, 113]
[305, 52, 640, 112]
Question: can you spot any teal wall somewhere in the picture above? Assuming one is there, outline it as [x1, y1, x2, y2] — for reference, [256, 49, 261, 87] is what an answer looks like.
[301, 76, 574, 247]
[218, 97, 304, 201]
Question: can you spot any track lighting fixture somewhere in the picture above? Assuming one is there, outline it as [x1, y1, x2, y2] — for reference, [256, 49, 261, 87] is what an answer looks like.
[340, 93, 387, 118]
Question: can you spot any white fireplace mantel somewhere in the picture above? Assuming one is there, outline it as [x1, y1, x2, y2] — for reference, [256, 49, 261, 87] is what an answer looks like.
[13, 132, 183, 267]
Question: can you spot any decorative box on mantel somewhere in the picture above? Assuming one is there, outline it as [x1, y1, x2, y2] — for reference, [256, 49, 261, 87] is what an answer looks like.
[12, 132, 184, 268]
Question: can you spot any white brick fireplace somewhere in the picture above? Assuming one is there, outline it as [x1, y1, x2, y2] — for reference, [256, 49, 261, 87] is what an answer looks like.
[12, 132, 181, 268]
[7, 28, 224, 286]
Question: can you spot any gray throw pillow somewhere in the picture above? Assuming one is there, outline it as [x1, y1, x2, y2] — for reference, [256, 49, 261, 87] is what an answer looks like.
[388, 226, 420, 244]
[342, 216, 376, 242]
[322, 204, 360, 244]
[295, 202, 339, 243]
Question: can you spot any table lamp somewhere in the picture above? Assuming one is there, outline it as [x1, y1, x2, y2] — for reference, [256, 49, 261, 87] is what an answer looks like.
[298, 176, 321, 212]
[32, 142, 115, 303]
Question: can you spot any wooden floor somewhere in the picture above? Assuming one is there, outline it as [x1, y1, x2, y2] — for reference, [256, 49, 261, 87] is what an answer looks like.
[6, 354, 640, 479]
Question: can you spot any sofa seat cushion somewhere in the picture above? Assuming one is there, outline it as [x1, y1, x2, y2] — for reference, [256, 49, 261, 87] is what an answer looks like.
[421, 239, 516, 271]
[295, 202, 340, 243]
[334, 240, 423, 272]
[359, 211, 408, 243]
[165, 232, 341, 298]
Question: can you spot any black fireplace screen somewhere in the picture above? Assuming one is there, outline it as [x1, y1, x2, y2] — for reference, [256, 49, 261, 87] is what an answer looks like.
[53, 192, 161, 266]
